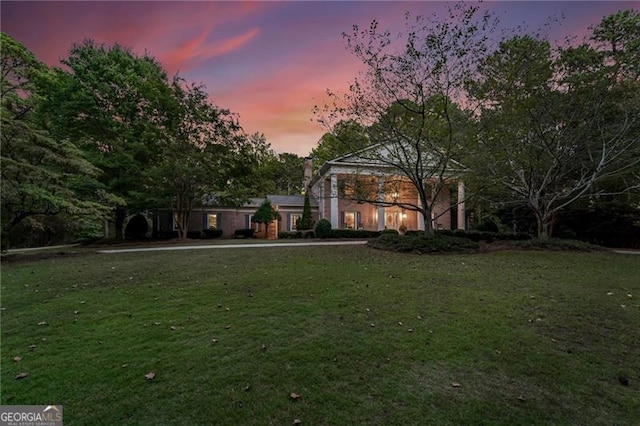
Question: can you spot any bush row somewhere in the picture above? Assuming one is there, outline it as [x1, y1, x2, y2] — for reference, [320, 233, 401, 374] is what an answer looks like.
[278, 230, 315, 239]
[368, 233, 481, 254]
[434, 229, 532, 242]
[500, 238, 604, 252]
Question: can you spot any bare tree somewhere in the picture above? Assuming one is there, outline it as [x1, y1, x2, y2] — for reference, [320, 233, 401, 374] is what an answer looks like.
[315, 4, 494, 235]
[470, 13, 640, 239]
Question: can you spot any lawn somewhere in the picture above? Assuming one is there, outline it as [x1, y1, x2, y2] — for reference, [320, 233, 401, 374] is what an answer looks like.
[1, 245, 639, 425]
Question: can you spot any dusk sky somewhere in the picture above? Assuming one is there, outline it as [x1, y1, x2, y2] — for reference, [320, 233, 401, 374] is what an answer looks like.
[2, 1, 638, 156]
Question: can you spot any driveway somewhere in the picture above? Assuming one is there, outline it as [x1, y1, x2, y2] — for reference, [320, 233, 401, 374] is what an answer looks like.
[97, 240, 369, 254]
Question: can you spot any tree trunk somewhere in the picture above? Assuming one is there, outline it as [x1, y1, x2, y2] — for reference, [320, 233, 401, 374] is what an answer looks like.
[533, 209, 554, 240]
[421, 209, 434, 237]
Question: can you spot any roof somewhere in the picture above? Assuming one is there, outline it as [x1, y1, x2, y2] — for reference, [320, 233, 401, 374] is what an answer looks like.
[244, 195, 318, 208]
[308, 140, 467, 187]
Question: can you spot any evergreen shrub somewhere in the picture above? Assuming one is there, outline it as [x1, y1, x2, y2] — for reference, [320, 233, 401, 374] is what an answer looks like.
[315, 219, 332, 238]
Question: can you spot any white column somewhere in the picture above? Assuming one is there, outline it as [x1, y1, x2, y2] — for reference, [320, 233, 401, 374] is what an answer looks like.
[377, 177, 385, 231]
[457, 180, 466, 230]
[330, 174, 339, 229]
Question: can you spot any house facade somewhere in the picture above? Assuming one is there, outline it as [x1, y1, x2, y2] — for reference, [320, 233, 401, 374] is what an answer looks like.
[306, 145, 467, 232]
[156, 195, 319, 239]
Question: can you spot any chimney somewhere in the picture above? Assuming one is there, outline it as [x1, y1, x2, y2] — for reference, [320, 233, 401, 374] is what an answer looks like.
[303, 157, 313, 190]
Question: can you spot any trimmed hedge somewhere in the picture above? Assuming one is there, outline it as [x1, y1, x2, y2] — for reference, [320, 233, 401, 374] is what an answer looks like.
[437, 229, 532, 242]
[202, 228, 223, 239]
[278, 230, 315, 239]
[329, 229, 380, 238]
[369, 233, 480, 254]
[233, 229, 255, 238]
[500, 238, 604, 252]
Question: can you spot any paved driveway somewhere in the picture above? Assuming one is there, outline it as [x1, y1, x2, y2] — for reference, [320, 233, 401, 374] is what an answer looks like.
[97, 240, 369, 254]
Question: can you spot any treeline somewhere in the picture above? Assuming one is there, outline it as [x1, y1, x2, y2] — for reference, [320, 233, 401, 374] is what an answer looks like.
[1, 35, 305, 247]
[312, 7, 640, 242]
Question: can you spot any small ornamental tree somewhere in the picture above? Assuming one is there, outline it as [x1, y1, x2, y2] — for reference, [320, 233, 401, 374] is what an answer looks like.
[252, 200, 281, 238]
[297, 193, 314, 230]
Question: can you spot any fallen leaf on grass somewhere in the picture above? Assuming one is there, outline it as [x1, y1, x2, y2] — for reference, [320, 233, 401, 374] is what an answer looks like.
[145, 372, 156, 381]
[28, 345, 36, 351]
[13, 356, 22, 362]
[170, 326, 177, 330]
[37, 321, 48, 326]
[289, 393, 301, 400]
[293, 419, 302, 425]
[211, 338, 218, 344]
[14, 373, 29, 380]
[451, 382, 461, 388]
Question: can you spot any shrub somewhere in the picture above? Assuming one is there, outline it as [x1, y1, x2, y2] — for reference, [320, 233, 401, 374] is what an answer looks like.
[125, 214, 148, 240]
[438, 229, 531, 242]
[297, 193, 314, 230]
[368, 233, 480, 254]
[477, 218, 500, 233]
[202, 228, 223, 239]
[380, 229, 399, 235]
[502, 238, 603, 252]
[233, 229, 255, 239]
[330, 229, 380, 238]
[315, 219, 332, 239]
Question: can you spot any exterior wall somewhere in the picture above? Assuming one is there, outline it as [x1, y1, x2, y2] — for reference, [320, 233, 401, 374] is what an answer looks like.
[158, 203, 319, 239]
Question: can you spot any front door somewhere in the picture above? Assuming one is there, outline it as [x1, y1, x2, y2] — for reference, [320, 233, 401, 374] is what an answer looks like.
[384, 209, 406, 230]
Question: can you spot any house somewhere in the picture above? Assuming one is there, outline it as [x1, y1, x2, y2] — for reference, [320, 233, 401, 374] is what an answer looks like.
[155, 194, 319, 239]
[306, 144, 467, 232]
[152, 142, 465, 239]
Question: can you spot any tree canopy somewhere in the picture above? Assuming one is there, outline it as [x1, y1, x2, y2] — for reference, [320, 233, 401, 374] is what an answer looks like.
[1, 33, 110, 246]
[469, 11, 640, 238]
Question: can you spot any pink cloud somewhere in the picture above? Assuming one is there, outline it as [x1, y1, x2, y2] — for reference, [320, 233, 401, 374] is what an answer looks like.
[161, 27, 260, 74]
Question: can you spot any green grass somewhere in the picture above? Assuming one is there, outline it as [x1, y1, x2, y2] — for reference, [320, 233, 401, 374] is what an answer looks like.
[1, 246, 639, 425]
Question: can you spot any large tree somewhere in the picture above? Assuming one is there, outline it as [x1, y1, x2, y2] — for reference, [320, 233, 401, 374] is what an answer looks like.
[310, 119, 370, 170]
[1, 33, 109, 246]
[156, 80, 255, 240]
[470, 11, 640, 239]
[43, 40, 175, 239]
[316, 4, 491, 234]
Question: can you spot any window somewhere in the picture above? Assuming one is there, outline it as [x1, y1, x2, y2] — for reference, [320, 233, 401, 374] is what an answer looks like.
[207, 213, 218, 229]
[344, 212, 356, 229]
[290, 214, 301, 231]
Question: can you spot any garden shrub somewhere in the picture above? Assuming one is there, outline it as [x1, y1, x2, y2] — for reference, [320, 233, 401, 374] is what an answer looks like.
[380, 229, 399, 235]
[330, 229, 380, 238]
[477, 218, 500, 233]
[315, 219, 332, 239]
[125, 214, 148, 240]
[503, 238, 603, 252]
[437, 229, 531, 242]
[279, 230, 315, 239]
[233, 229, 255, 239]
[202, 228, 223, 239]
[368, 233, 480, 254]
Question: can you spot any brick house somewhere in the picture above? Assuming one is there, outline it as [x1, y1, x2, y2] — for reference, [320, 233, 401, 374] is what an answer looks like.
[306, 144, 467, 232]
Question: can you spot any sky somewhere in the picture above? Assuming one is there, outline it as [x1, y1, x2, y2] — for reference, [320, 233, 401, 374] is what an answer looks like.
[2, 1, 638, 156]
